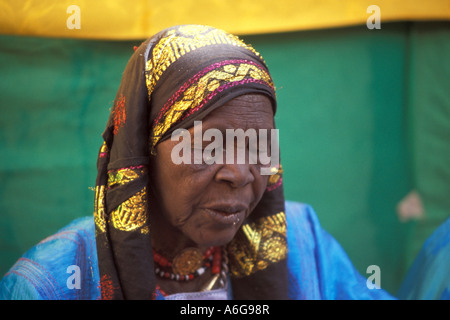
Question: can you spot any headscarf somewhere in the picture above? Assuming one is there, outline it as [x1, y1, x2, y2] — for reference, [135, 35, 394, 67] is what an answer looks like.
[93, 25, 288, 300]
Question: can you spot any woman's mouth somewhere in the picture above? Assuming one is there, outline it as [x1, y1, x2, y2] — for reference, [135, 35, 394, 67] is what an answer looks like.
[203, 204, 246, 226]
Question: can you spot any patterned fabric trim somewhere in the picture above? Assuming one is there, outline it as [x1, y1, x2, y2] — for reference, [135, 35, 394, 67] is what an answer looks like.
[227, 212, 287, 277]
[145, 25, 261, 95]
[150, 60, 274, 149]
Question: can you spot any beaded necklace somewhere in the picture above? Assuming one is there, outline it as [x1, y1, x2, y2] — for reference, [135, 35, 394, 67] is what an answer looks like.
[153, 246, 224, 282]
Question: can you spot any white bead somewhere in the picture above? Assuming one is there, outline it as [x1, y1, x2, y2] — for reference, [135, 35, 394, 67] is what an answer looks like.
[197, 267, 206, 275]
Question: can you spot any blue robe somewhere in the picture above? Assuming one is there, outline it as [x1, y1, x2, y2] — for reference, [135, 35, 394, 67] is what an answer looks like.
[1, 201, 448, 300]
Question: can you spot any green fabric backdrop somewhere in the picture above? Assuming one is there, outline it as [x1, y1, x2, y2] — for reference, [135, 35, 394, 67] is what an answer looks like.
[1, 21, 448, 295]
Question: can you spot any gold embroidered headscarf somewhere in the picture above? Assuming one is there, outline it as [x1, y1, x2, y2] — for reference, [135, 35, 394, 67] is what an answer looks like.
[94, 25, 288, 300]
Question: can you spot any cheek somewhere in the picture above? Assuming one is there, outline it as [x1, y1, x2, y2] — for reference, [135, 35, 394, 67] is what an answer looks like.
[252, 167, 270, 202]
[153, 158, 216, 226]
[154, 165, 191, 224]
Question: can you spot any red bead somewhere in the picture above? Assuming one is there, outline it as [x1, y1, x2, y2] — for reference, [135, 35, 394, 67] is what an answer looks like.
[204, 249, 213, 259]
[189, 274, 194, 280]
[213, 253, 221, 263]
[161, 258, 170, 267]
[212, 265, 221, 274]
[153, 250, 172, 267]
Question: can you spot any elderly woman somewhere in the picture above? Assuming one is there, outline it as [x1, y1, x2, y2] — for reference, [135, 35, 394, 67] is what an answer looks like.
[1, 25, 448, 300]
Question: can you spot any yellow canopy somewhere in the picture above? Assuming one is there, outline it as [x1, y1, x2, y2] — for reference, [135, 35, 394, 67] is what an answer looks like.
[0, 0, 449, 39]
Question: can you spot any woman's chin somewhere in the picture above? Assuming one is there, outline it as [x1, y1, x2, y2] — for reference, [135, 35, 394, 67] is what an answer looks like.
[192, 227, 239, 248]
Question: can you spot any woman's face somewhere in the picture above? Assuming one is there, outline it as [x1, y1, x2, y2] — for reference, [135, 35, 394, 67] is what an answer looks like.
[151, 94, 274, 248]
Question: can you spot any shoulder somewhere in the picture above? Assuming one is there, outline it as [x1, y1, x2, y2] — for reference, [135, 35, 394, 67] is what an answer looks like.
[284, 201, 395, 300]
[397, 217, 450, 299]
[0, 217, 100, 300]
[284, 200, 326, 248]
[285, 201, 319, 226]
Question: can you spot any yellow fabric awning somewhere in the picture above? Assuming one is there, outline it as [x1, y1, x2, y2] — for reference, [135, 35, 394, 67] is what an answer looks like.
[1, 0, 449, 39]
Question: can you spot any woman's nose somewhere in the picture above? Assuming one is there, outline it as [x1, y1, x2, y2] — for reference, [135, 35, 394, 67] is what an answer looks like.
[215, 163, 255, 188]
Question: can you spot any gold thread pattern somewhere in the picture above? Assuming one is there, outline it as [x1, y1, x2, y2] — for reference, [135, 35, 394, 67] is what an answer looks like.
[150, 62, 273, 148]
[107, 167, 143, 189]
[110, 187, 148, 232]
[267, 164, 283, 191]
[268, 164, 283, 186]
[105, 166, 149, 233]
[145, 25, 262, 95]
[94, 185, 107, 233]
[226, 212, 287, 277]
[100, 141, 108, 153]
[99, 141, 109, 159]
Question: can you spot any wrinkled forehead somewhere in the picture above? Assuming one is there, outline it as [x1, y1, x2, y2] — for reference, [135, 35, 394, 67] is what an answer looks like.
[200, 94, 275, 129]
